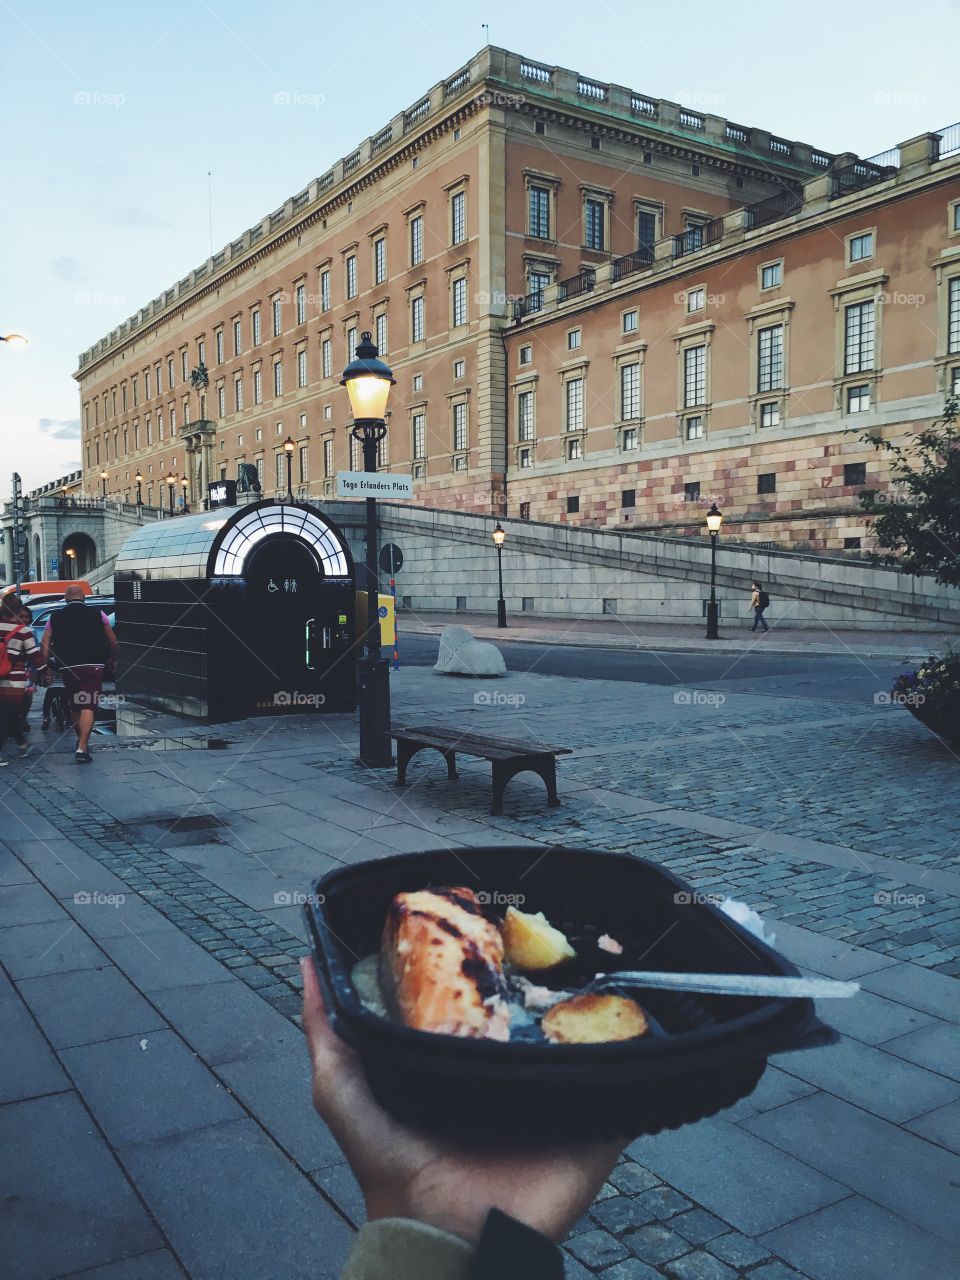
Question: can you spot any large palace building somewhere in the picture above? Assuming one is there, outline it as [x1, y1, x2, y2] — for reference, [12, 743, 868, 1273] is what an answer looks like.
[75, 46, 960, 552]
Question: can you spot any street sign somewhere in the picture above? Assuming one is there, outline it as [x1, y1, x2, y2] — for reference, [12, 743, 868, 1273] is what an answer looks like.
[336, 471, 413, 499]
[379, 543, 403, 574]
[50, 557, 59, 575]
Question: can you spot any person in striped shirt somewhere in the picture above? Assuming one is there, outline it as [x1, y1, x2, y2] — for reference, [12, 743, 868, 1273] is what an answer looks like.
[0, 595, 47, 764]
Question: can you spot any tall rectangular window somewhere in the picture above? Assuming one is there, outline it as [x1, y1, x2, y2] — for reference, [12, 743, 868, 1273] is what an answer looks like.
[948, 277, 960, 354]
[518, 390, 534, 441]
[347, 327, 357, 362]
[215, 330, 224, 364]
[683, 345, 706, 407]
[757, 324, 784, 392]
[345, 255, 357, 299]
[584, 198, 605, 250]
[299, 445, 309, 483]
[132, 377, 139, 407]
[451, 191, 466, 244]
[620, 362, 641, 420]
[528, 271, 550, 305]
[234, 377, 243, 412]
[157, 409, 164, 441]
[121, 384, 128, 411]
[253, 369, 262, 405]
[637, 208, 657, 254]
[565, 378, 584, 432]
[144, 370, 152, 400]
[167, 357, 174, 386]
[323, 438, 334, 477]
[375, 312, 388, 355]
[322, 338, 332, 378]
[528, 186, 550, 238]
[844, 301, 875, 374]
[413, 412, 426, 459]
[217, 385, 225, 416]
[410, 215, 423, 266]
[181, 350, 189, 379]
[297, 348, 307, 388]
[275, 452, 284, 489]
[374, 237, 386, 285]
[452, 277, 467, 327]
[453, 402, 468, 452]
[156, 365, 163, 394]
[320, 270, 330, 311]
[411, 295, 425, 343]
[295, 283, 306, 325]
[272, 297, 282, 337]
[252, 309, 261, 345]
[233, 319, 242, 356]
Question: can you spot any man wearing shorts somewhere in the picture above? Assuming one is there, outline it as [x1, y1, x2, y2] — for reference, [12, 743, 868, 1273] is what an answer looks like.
[40, 585, 118, 763]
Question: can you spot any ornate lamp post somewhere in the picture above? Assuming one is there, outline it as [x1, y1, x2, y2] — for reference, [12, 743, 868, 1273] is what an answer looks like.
[135, 470, 143, 509]
[341, 331, 396, 768]
[283, 435, 295, 501]
[492, 521, 507, 628]
[705, 502, 723, 640]
[100, 468, 108, 499]
[165, 471, 176, 516]
[181, 475, 190, 514]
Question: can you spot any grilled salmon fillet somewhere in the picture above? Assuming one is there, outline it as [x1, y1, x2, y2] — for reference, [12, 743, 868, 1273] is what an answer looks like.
[380, 887, 510, 1040]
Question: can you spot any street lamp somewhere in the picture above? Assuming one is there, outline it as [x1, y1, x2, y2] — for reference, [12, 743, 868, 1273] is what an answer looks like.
[283, 435, 295, 501]
[165, 471, 176, 516]
[492, 521, 507, 628]
[181, 475, 190, 514]
[135, 470, 143, 508]
[100, 468, 108, 499]
[705, 502, 723, 641]
[341, 330, 396, 768]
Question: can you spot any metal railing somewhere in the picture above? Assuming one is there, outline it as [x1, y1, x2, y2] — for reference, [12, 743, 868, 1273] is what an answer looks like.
[829, 158, 896, 198]
[672, 218, 723, 257]
[744, 188, 802, 230]
[935, 120, 960, 159]
[611, 246, 655, 281]
[556, 270, 596, 302]
[512, 290, 545, 321]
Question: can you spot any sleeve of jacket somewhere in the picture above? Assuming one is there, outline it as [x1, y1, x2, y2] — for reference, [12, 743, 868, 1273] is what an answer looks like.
[340, 1219, 473, 1280]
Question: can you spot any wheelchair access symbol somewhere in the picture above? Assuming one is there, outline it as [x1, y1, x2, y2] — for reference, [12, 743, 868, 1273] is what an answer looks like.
[267, 579, 279, 593]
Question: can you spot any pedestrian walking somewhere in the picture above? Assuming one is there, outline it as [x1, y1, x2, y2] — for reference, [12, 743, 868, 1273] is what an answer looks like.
[0, 595, 46, 764]
[750, 580, 770, 633]
[40, 585, 118, 763]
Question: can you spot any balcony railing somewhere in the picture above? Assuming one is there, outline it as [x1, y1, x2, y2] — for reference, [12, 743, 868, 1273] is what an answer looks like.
[672, 218, 723, 257]
[829, 158, 896, 198]
[935, 120, 960, 159]
[512, 290, 545, 321]
[556, 270, 596, 302]
[611, 246, 655, 281]
[744, 188, 802, 230]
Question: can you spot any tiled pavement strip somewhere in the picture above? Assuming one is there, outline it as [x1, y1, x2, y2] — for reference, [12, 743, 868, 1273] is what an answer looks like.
[1, 662, 959, 1278]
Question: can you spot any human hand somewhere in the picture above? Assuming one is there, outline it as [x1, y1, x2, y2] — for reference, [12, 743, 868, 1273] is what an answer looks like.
[300, 955, 625, 1246]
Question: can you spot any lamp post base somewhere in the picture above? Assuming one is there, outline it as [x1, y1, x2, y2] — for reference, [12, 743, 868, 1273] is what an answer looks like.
[497, 599, 507, 629]
[356, 654, 393, 767]
[705, 600, 720, 641]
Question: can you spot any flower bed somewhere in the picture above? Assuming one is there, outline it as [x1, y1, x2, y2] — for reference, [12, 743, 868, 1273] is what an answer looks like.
[892, 652, 960, 747]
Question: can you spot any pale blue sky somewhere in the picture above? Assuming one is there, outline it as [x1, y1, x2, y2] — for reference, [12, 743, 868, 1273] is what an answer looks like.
[2, 0, 957, 489]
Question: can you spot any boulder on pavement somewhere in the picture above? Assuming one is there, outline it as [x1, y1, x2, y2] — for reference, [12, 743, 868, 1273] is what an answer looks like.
[434, 625, 506, 677]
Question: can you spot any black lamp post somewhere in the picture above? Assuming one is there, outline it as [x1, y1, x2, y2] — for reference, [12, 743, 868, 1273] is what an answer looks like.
[100, 468, 108, 499]
[705, 502, 723, 640]
[135, 470, 143, 509]
[492, 521, 507, 628]
[166, 471, 176, 516]
[181, 475, 190, 514]
[283, 435, 295, 500]
[341, 331, 396, 768]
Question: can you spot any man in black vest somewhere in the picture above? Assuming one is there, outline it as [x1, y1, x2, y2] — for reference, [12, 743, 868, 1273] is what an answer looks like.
[41, 586, 118, 763]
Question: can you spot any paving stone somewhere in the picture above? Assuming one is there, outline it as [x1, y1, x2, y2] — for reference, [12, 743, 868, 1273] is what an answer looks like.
[0, 1091, 161, 1278]
[600, 1260, 664, 1280]
[94, 929, 233, 992]
[0, 880, 71, 927]
[706, 1231, 772, 1268]
[58, 1249, 187, 1278]
[0, 970, 69, 1102]
[565, 1227, 630, 1268]
[591, 1194, 654, 1234]
[0, 918, 108, 979]
[860, 963, 960, 1025]
[905, 1098, 960, 1154]
[310, 1162, 365, 1229]
[608, 1162, 663, 1195]
[622, 1222, 691, 1265]
[670, 1208, 729, 1244]
[747, 1264, 806, 1280]
[813, 988, 936, 1046]
[17, 965, 167, 1049]
[881, 1021, 960, 1082]
[761, 1194, 960, 1280]
[665, 1249, 738, 1280]
[725, 1066, 817, 1121]
[634, 1185, 693, 1219]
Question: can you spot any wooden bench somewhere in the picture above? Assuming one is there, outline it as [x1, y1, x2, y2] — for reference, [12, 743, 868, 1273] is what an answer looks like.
[391, 724, 572, 816]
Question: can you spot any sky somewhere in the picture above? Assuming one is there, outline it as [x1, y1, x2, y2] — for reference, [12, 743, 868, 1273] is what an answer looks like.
[1, 0, 957, 492]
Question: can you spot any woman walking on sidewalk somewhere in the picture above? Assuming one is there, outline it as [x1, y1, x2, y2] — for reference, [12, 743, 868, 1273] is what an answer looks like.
[750, 581, 770, 633]
[0, 595, 47, 764]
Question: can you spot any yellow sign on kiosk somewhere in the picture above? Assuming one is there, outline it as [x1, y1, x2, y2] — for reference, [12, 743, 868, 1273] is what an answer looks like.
[355, 591, 396, 647]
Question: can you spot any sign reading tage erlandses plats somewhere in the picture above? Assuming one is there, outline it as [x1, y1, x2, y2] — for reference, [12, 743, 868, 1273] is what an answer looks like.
[336, 472, 413, 499]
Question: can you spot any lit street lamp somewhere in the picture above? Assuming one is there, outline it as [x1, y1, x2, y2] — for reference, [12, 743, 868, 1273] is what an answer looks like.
[705, 502, 723, 640]
[181, 475, 190, 514]
[341, 330, 396, 768]
[283, 435, 295, 501]
[492, 521, 507, 628]
[100, 468, 108, 499]
[135, 470, 143, 508]
[166, 471, 176, 516]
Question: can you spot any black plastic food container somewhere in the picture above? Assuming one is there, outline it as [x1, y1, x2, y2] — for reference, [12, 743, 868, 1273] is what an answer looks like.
[303, 847, 835, 1141]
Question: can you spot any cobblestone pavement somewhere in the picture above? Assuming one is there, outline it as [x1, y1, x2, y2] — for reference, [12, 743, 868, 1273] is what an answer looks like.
[1, 661, 958, 1279]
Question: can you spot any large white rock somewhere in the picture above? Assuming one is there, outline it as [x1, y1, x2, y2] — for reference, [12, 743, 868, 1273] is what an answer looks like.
[434, 625, 506, 677]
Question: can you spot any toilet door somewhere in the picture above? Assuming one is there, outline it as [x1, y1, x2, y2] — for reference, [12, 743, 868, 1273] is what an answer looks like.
[245, 536, 322, 712]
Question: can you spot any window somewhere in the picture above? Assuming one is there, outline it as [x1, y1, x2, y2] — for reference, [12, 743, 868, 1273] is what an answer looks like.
[948, 278, 960, 353]
[565, 378, 584, 432]
[844, 301, 875, 373]
[848, 231, 874, 263]
[121, 384, 128, 411]
[411, 295, 425, 343]
[234, 376, 244, 411]
[637, 207, 658, 254]
[347, 327, 358, 362]
[181, 350, 188, 379]
[451, 190, 466, 245]
[452, 277, 467, 327]
[847, 384, 871, 413]
[322, 338, 332, 379]
[144, 370, 152, 400]
[519, 447, 532, 468]
[520, 502, 531, 520]
[275, 452, 285, 489]
[295, 283, 306, 325]
[519, 344, 532, 365]
[453, 401, 468, 451]
[323, 439, 334, 477]
[844, 536, 862, 549]
[686, 287, 705, 313]
[528, 270, 550, 304]
[156, 409, 163, 441]
[233, 319, 242, 356]
[215, 330, 224, 364]
[412, 413, 426, 459]
[621, 428, 638, 450]
[761, 261, 782, 290]
[622, 310, 638, 334]
[170, 406, 176, 432]
[844, 462, 867, 486]
[620, 362, 641, 420]
[454, 454, 467, 471]
[410, 215, 424, 265]
[323, 405, 332, 420]
[454, 359, 465, 379]
[297, 349, 307, 388]
[217, 385, 225, 416]
[621, 489, 636, 508]
[567, 495, 580, 513]
[584, 198, 604, 250]
[252, 309, 261, 345]
[167, 357, 174, 386]
[375, 312, 388, 355]
[320, 270, 331, 312]
[683, 345, 706, 407]
[684, 481, 701, 502]
[685, 416, 704, 440]
[518, 390, 534, 440]
[953, 203, 960, 232]
[299, 445, 309, 484]
[253, 369, 262, 405]
[374, 237, 386, 285]
[346, 255, 357, 299]
[567, 329, 581, 351]
[132, 377, 139, 407]
[528, 186, 550, 238]
[757, 472, 777, 494]
[413, 372, 423, 391]
[760, 401, 780, 428]
[757, 324, 784, 392]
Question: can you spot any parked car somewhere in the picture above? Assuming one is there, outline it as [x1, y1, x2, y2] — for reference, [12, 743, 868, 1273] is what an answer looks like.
[27, 596, 115, 647]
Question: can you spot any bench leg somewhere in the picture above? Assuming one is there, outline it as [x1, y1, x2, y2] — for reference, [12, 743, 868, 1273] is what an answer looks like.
[396, 742, 460, 787]
[490, 755, 560, 815]
[443, 749, 459, 781]
[491, 761, 508, 815]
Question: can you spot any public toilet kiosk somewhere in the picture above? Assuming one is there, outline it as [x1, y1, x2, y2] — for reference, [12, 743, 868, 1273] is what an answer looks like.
[114, 501, 357, 721]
